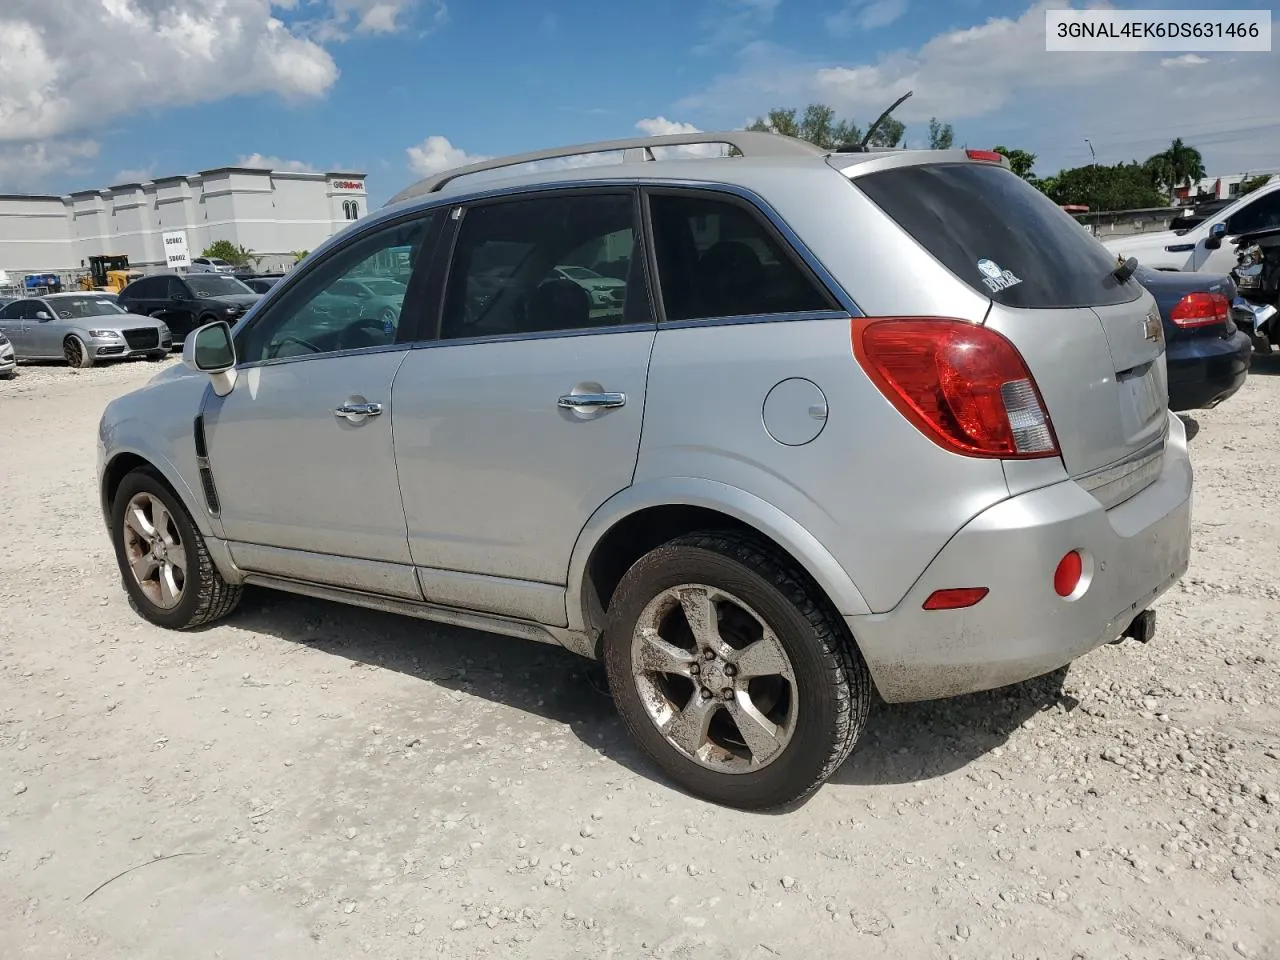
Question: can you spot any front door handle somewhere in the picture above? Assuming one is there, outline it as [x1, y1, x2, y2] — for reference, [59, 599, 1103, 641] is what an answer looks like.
[334, 401, 383, 423]
[557, 392, 626, 411]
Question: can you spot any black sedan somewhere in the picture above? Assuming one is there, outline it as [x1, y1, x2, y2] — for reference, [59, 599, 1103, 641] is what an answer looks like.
[1136, 266, 1252, 412]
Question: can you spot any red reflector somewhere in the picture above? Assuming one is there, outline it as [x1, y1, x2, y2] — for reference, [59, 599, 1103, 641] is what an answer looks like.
[966, 149, 1005, 164]
[851, 318, 1060, 459]
[1054, 551, 1083, 598]
[923, 587, 989, 611]
[1169, 291, 1229, 329]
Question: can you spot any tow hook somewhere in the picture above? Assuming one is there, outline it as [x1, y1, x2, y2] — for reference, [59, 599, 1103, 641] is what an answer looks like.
[1119, 609, 1157, 644]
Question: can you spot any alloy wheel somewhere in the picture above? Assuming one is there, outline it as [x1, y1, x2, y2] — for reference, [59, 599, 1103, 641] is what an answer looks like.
[630, 584, 798, 773]
[121, 492, 187, 609]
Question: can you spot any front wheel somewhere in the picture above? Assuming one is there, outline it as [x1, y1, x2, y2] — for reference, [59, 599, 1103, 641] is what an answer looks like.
[602, 531, 871, 809]
[110, 468, 242, 629]
[63, 335, 93, 369]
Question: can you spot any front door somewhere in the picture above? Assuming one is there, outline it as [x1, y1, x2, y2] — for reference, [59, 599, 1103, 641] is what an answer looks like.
[392, 190, 655, 624]
[1194, 188, 1280, 273]
[201, 210, 440, 599]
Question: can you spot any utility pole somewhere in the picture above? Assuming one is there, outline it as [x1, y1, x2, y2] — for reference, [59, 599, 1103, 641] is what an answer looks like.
[1085, 139, 1096, 165]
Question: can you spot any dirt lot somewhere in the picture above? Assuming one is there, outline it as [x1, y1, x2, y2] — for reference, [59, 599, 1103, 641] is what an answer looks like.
[2, 356, 1278, 960]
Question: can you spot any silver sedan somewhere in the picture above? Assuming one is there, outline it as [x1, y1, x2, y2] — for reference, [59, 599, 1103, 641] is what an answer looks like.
[0, 293, 172, 368]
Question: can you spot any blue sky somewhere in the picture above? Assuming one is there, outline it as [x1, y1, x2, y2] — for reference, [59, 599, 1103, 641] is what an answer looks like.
[2, 0, 1277, 205]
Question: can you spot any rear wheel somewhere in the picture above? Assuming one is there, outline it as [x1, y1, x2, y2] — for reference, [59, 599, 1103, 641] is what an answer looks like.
[63, 335, 93, 369]
[110, 468, 242, 629]
[602, 531, 871, 809]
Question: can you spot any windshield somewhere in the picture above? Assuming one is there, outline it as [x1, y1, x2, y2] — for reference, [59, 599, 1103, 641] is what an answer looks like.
[557, 265, 602, 280]
[46, 296, 127, 319]
[855, 162, 1142, 309]
[187, 275, 253, 298]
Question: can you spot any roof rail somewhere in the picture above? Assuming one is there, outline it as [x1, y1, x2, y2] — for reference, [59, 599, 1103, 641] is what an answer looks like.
[386, 130, 824, 206]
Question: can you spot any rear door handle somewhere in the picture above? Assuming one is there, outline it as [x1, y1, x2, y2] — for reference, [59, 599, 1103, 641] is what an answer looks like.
[334, 401, 383, 422]
[557, 392, 626, 410]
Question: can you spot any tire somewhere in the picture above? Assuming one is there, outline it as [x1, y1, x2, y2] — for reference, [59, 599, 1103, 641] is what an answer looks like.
[63, 335, 93, 369]
[602, 531, 871, 810]
[109, 467, 242, 630]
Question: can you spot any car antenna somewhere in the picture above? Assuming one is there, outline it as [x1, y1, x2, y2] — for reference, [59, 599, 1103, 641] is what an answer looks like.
[836, 90, 913, 153]
[1112, 255, 1139, 284]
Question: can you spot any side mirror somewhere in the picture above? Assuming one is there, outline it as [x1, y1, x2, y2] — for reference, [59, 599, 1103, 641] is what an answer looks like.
[182, 321, 238, 397]
[35, 311, 51, 321]
[173, 291, 189, 302]
[1205, 222, 1227, 250]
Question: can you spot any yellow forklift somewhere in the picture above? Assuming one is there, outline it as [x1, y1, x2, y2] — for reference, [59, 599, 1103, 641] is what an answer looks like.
[79, 255, 142, 293]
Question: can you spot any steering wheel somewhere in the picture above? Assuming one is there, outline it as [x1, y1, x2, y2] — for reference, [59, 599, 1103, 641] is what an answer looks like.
[268, 335, 322, 358]
[338, 316, 392, 350]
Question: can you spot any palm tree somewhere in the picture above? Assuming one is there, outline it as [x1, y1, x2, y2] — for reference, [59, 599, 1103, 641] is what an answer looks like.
[1147, 138, 1206, 198]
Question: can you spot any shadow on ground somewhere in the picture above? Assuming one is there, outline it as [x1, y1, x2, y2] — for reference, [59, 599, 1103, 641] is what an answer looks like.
[228, 587, 1072, 802]
[1243, 351, 1280, 376]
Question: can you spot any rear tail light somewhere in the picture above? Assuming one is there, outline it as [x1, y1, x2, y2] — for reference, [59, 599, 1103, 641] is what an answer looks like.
[1169, 291, 1229, 329]
[966, 149, 1006, 164]
[851, 318, 1059, 459]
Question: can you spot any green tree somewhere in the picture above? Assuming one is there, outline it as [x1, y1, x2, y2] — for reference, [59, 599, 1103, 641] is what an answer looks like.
[928, 117, 954, 150]
[746, 104, 861, 149]
[993, 145, 1038, 180]
[1145, 137, 1207, 197]
[1239, 174, 1274, 196]
[201, 240, 256, 268]
[1043, 162, 1169, 212]
[291, 249, 310, 264]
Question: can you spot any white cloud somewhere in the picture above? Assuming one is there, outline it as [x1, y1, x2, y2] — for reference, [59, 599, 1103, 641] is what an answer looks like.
[675, 1, 1280, 175]
[695, 0, 782, 53]
[238, 153, 317, 172]
[406, 136, 490, 176]
[0, 0, 338, 147]
[113, 166, 156, 184]
[827, 0, 909, 35]
[0, 140, 98, 191]
[317, 0, 445, 40]
[1161, 54, 1209, 68]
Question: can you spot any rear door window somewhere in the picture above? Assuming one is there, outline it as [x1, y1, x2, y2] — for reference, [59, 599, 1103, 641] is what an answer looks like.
[646, 191, 836, 322]
[854, 162, 1142, 309]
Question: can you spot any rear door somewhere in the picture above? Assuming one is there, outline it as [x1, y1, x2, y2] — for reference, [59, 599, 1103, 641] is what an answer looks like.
[0, 299, 33, 356]
[854, 160, 1167, 503]
[390, 188, 656, 624]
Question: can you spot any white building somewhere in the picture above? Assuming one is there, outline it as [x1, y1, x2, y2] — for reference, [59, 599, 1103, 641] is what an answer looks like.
[0, 166, 368, 281]
[1175, 170, 1279, 203]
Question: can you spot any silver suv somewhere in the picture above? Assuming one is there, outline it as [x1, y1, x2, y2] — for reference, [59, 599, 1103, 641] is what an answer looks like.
[97, 131, 1193, 809]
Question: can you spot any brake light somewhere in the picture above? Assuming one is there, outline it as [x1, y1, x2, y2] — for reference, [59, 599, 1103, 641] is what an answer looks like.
[966, 149, 1005, 164]
[851, 318, 1059, 459]
[1169, 291, 1228, 329]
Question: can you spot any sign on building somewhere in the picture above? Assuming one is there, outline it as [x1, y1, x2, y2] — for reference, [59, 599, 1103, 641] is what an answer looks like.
[162, 230, 191, 268]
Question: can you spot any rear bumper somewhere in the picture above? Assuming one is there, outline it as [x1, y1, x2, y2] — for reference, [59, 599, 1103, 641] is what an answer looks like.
[1167, 330, 1251, 411]
[848, 411, 1192, 703]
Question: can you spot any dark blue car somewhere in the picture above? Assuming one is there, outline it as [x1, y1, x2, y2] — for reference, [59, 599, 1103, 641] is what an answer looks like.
[1135, 266, 1253, 412]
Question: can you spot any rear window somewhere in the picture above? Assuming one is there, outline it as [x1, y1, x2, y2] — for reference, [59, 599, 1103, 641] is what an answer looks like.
[855, 162, 1141, 309]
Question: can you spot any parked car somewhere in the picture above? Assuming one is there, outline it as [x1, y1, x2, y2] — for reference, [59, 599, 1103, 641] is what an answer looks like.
[238, 274, 284, 295]
[552, 264, 627, 309]
[1134, 266, 1252, 411]
[97, 131, 1192, 810]
[0, 292, 170, 367]
[1101, 178, 1280, 273]
[326, 276, 407, 330]
[0, 329, 15, 378]
[190, 257, 237, 274]
[117, 273, 261, 345]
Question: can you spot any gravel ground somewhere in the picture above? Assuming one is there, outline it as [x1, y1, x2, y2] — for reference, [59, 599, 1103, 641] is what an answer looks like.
[1, 355, 1278, 960]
